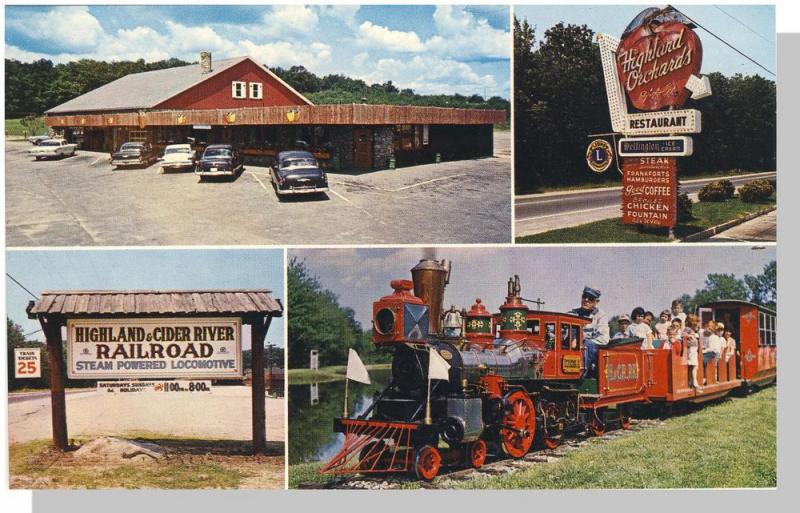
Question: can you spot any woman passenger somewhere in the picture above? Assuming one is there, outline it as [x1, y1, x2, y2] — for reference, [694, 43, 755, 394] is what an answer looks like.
[629, 307, 654, 349]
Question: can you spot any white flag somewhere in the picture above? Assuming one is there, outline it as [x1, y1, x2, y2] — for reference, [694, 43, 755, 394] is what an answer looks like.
[428, 347, 451, 381]
[346, 349, 371, 384]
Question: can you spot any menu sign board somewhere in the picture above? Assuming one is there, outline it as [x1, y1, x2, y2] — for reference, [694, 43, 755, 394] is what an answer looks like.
[622, 157, 677, 227]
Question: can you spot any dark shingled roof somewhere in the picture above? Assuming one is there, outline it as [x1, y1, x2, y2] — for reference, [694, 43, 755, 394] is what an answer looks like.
[46, 56, 301, 114]
[27, 290, 283, 317]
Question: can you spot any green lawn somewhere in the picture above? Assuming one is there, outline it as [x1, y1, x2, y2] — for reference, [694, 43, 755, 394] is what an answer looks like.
[5, 117, 46, 137]
[288, 363, 391, 385]
[517, 196, 775, 243]
[454, 387, 776, 489]
[289, 387, 776, 489]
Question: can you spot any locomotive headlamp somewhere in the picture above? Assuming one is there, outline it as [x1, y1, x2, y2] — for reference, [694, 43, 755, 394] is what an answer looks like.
[374, 308, 396, 335]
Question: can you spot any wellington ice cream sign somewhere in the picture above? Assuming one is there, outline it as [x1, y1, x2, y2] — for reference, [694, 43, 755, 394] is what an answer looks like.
[67, 318, 242, 379]
[595, 7, 712, 229]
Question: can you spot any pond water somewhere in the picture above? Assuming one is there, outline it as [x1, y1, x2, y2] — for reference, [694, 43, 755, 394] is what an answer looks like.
[288, 368, 391, 465]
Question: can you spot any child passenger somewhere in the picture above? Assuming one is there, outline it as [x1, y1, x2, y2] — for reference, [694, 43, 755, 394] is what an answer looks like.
[655, 309, 671, 342]
[629, 307, 654, 349]
[684, 314, 700, 390]
[670, 318, 684, 356]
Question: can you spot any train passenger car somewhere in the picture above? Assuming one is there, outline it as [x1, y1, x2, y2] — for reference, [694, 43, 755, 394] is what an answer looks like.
[700, 300, 777, 390]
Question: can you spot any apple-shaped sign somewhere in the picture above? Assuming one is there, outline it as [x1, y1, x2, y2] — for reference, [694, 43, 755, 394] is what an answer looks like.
[616, 21, 703, 111]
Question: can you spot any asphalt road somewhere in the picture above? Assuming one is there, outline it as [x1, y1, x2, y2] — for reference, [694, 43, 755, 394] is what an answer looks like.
[8, 388, 94, 405]
[8, 386, 285, 444]
[514, 172, 777, 237]
[5, 132, 511, 246]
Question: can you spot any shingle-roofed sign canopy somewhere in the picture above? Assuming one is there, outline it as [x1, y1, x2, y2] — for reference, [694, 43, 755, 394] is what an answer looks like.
[27, 289, 282, 317]
[28, 288, 282, 454]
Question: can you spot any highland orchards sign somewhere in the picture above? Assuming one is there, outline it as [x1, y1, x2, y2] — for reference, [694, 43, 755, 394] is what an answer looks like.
[616, 22, 703, 111]
[66, 317, 242, 379]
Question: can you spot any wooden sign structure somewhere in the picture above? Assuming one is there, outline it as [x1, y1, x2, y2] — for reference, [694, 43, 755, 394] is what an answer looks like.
[597, 7, 711, 231]
[26, 290, 283, 453]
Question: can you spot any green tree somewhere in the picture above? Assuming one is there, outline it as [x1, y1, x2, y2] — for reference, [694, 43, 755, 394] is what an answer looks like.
[744, 261, 776, 310]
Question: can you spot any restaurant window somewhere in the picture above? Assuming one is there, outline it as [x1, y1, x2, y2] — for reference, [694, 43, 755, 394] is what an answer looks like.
[395, 125, 415, 151]
[128, 130, 148, 142]
[423, 124, 430, 145]
[232, 81, 246, 99]
[249, 82, 263, 99]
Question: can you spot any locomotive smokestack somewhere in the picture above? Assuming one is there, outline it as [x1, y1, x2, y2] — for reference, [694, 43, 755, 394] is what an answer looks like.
[411, 258, 450, 335]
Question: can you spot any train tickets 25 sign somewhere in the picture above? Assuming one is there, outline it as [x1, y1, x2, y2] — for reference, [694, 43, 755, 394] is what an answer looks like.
[14, 348, 42, 378]
[66, 317, 242, 379]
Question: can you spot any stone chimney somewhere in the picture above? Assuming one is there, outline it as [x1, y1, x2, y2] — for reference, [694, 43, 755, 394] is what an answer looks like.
[200, 51, 212, 74]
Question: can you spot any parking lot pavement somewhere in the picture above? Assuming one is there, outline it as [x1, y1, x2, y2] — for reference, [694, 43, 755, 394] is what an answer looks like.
[5, 132, 511, 246]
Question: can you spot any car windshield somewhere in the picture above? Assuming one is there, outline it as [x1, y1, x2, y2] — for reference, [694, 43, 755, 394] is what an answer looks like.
[204, 148, 232, 158]
[281, 157, 318, 168]
[121, 143, 143, 151]
[40, 140, 62, 146]
[165, 147, 191, 154]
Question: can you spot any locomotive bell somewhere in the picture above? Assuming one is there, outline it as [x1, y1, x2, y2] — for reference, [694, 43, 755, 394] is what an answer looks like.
[411, 259, 450, 335]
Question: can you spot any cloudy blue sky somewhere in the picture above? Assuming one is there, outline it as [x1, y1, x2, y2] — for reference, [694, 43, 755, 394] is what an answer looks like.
[290, 246, 775, 330]
[6, 249, 285, 349]
[4, 4, 511, 98]
[514, 4, 775, 78]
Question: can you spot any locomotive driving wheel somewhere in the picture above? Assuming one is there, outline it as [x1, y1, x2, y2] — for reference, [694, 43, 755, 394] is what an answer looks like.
[619, 407, 632, 430]
[467, 440, 488, 469]
[500, 389, 536, 458]
[414, 445, 442, 481]
[589, 410, 606, 436]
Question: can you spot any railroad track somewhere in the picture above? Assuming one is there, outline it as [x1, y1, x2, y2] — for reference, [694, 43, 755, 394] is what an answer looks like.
[298, 418, 666, 489]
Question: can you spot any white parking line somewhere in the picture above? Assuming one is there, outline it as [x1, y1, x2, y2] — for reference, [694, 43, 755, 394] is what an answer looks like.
[247, 171, 272, 193]
[329, 186, 387, 225]
[388, 173, 466, 192]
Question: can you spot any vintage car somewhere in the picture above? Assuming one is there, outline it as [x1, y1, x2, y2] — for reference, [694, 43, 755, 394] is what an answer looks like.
[28, 139, 77, 160]
[159, 144, 196, 173]
[110, 142, 158, 168]
[270, 150, 329, 196]
[195, 144, 244, 180]
[27, 135, 50, 145]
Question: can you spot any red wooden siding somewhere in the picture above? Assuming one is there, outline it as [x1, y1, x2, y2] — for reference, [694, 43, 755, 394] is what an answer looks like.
[155, 59, 309, 110]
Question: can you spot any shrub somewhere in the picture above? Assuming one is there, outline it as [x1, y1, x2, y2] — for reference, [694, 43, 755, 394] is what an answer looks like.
[738, 179, 774, 203]
[677, 192, 693, 222]
[698, 179, 735, 202]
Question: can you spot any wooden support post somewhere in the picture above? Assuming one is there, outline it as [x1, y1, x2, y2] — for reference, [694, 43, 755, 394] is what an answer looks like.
[251, 315, 272, 454]
[40, 316, 68, 451]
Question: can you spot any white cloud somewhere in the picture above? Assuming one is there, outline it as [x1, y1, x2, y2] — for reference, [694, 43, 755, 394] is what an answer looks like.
[357, 55, 499, 96]
[9, 6, 105, 52]
[357, 21, 425, 53]
[317, 5, 360, 29]
[240, 40, 331, 68]
[164, 21, 238, 56]
[425, 6, 509, 60]
[263, 5, 319, 35]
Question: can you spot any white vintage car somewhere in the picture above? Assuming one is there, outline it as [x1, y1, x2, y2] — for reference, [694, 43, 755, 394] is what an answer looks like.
[159, 143, 197, 173]
[28, 139, 77, 160]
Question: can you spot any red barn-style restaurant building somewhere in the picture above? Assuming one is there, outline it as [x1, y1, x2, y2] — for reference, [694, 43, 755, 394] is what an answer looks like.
[44, 53, 505, 171]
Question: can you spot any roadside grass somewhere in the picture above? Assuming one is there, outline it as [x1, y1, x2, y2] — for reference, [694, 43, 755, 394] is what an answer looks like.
[289, 387, 775, 489]
[288, 363, 392, 385]
[455, 387, 776, 489]
[9, 435, 285, 489]
[523, 169, 774, 195]
[517, 195, 775, 243]
[5, 117, 46, 137]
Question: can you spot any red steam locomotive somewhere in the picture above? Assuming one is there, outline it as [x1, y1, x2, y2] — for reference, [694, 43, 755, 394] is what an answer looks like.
[321, 259, 777, 481]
